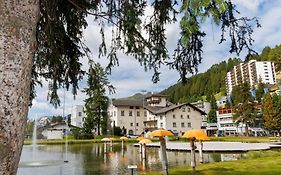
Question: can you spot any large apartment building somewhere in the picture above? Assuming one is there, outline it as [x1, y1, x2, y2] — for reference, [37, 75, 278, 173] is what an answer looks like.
[226, 60, 276, 95]
[108, 93, 207, 136]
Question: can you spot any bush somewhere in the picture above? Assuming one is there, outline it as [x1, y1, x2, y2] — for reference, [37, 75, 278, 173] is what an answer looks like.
[72, 128, 94, 139]
[113, 126, 122, 136]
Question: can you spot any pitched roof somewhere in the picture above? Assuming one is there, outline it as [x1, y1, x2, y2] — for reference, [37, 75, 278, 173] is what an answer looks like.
[145, 93, 168, 99]
[112, 99, 145, 107]
[152, 103, 207, 115]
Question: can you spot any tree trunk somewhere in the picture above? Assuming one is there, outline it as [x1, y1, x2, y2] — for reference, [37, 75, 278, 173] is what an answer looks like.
[245, 123, 249, 137]
[0, 1, 39, 174]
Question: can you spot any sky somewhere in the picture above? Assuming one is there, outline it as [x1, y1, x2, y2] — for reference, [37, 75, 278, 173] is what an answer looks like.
[28, 0, 281, 119]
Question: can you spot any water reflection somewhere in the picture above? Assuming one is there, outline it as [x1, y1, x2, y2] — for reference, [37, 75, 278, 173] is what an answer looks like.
[18, 143, 246, 175]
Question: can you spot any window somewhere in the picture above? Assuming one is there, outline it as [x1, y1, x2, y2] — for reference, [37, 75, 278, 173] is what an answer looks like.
[129, 106, 134, 109]
[121, 111, 125, 116]
[181, 122, 185, 127]
[114, 111, 116, 116]
[173, 122, 176, 127]
[78, 112, 82, 116]
[129, 111, 133, 116]
[173, 114, 176, 119]
[130, 123, 133, 127]
[187, 115, 190, 119]
[188, 122, 191, 128]
[187, 108, 190, 112]
[136, 123, 139, 126]
[144, 111, 147, 117]
[137, 111, 140, 116]
[182, 107, 186, 112]
[160, 116, 163, 120]
[160, 122, 163, 127]
[180, 115, 183, 119]
[136, 107, 140, 109]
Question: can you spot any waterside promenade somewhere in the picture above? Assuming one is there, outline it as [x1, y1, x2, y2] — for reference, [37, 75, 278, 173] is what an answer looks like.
[136, 141, 281, 152]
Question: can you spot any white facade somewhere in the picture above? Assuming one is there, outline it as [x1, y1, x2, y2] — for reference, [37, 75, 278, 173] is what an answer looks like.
[108, 103, 146, 135]
[41, 123, 70, 139]
[108, 94, 206, 136]
[226, 60, 276, 95]
[70, 105, 85, 128]
[216, 108, 245, 136]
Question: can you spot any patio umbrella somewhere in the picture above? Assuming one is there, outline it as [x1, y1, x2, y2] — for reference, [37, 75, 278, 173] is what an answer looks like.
[101, 138, 111, 153]
[137, 136, 145, 141]
[120, 136, 128, 149]
[182, 130, 210, 172]
[150, 130, 173, 175]
[139, 138, 152, 144]
[139, 139, 152, 160]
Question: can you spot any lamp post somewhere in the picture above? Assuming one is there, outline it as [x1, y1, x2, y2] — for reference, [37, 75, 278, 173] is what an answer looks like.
[63, 67, 69, 163]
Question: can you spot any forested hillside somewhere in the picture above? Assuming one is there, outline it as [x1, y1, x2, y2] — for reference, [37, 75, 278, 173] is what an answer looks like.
[163, 45, 281, 104]
[162, 58, 242, 103]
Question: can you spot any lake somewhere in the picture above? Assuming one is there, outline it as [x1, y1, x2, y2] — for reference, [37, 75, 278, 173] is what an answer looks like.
[18, 143, 246, 175]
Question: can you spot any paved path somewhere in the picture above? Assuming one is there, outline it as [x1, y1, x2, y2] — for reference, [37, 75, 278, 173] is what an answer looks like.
[136, 141, 281, 152]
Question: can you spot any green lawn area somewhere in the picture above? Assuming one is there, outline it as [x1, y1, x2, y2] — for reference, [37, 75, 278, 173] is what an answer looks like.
[142, 151, 281, 175]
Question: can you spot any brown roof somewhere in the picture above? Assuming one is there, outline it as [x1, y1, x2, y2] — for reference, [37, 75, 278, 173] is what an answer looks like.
[112, 99, 145, 107]
[145, 93, 168, 99]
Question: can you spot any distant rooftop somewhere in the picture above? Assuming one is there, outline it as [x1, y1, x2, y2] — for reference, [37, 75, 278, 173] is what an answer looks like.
[112, 99, 146, 107]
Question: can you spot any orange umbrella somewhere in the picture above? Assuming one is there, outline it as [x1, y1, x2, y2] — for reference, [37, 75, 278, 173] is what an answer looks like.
[137, 136, 145, 141]
[138, 138, 152, 144]
[149, 130, 173, 175]
[150, 129, 174, 137]
[182, 129, 210, 141]
[182, 130, 209, 172]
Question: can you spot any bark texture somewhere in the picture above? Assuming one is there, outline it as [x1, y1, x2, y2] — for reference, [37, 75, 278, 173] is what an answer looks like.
[0, 0, 39, 174]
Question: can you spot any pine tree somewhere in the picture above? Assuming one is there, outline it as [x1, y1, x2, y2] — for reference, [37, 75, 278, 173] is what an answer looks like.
[262, 93, 279, 134]
[83, 63, 114, 136]
[232, 82, 256, 136]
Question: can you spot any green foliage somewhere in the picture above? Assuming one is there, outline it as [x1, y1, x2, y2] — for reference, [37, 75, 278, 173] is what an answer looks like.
[255, 82, 266, 103]
[51, 115, 63, 123]
[262, 93, 280, 133]
[31, 0, 259, 106]
[232, 82, 256, 136]
[24, 120, 34, 138]
[113, 126, 122, 136]
[83, 63, 114, 135]
[163, 58, 241, 103]
[207, 109, 217, 123]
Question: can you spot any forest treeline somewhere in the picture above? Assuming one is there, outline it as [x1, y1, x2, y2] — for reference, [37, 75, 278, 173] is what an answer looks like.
[163, 45, 281, 103]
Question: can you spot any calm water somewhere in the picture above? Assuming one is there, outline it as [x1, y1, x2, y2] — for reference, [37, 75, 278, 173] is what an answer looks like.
[18, 143, 246, 175]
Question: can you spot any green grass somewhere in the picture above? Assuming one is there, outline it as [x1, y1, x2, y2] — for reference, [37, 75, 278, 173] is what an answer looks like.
[142, 151, 281, 175]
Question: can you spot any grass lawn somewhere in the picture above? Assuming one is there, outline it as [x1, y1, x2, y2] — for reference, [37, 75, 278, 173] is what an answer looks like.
[142, 151, 281, 175]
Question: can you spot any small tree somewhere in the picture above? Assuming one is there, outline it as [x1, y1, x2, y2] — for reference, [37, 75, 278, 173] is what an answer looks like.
[207, 94, 218, 123]
[83, 63, 114, 135]
[263, 93, 280, 135]
[232, 82, 256, 136]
